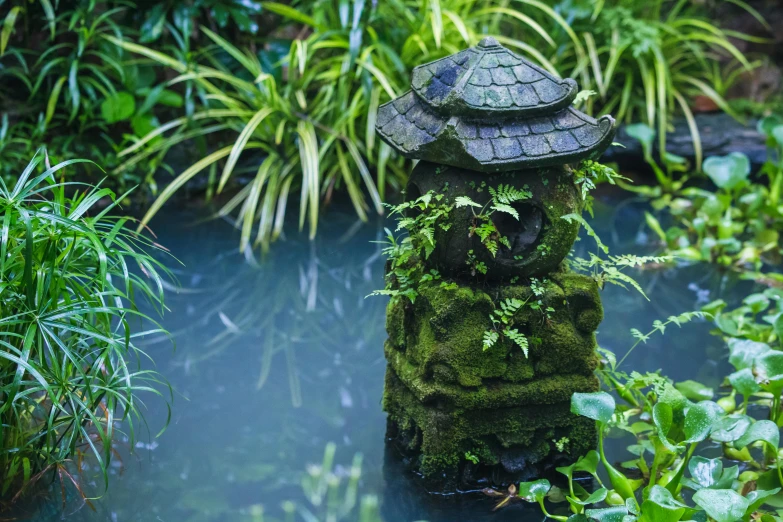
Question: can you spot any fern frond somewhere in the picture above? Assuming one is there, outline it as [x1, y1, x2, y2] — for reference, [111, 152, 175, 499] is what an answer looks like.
[483, 330, 499, 351]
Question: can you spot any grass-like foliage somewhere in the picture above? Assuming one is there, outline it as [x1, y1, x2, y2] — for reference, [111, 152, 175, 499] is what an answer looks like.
[0, 149, 172, 502]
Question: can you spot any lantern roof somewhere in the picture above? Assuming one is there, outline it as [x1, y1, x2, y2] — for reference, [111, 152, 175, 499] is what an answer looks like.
[376, 37, 615, 172]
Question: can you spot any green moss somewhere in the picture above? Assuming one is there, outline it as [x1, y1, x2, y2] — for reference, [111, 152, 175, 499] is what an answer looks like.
[384, 271, 602, 387]
[384, 369, 597, 480]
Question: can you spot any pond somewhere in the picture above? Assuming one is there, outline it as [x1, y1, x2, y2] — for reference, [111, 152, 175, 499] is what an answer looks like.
[17, 193, 742, 522]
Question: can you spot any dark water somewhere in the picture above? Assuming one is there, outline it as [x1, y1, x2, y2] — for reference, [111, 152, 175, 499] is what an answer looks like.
[18, 194, 741, 522]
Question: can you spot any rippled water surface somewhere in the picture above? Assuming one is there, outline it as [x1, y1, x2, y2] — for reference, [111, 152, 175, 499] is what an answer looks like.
[19, 195, 742, 522]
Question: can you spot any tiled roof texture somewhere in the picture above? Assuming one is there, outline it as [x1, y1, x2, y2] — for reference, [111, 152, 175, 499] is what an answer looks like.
[376, 90, 615, 172]
[410, 38, 577, 118]
[377, 37, 616, 172]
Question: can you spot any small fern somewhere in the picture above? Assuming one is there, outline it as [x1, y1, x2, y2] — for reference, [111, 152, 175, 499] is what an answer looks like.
[504, 328, 529, 357]
[482, 330, 499, 351]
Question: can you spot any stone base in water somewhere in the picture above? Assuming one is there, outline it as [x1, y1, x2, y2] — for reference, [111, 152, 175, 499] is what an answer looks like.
[382, 268, 602, 487]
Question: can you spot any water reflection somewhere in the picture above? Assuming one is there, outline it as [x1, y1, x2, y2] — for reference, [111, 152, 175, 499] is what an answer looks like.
[19, 195, 741, 521]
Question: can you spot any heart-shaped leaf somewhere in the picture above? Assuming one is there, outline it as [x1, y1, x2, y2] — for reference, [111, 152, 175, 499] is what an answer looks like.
[754, 351, 783, 395]
[683, 402, 722, 443]
[735, 420, 780, 450]
[638, 486, 687, 522]
[746, 488, 781, 514]
[710, 414, 752, 443]
[728, 339, 770, 370]
[728, 368, 760, 397]
[625, 123, 655, 159]
[518, 479, 551, 503]
[584, 506, 629, 522]
[568, 487, 608, 507]
[703, 152, 750, 190]
[692, 488, 750, 522]
[572, 392, 615, 424]
[682, 456, 739, 491]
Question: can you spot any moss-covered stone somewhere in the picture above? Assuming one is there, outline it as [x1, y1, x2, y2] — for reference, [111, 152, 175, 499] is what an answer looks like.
[384, 369, 596, 482]
[405, 162, 582, 280]
[385, 270, 602, 387]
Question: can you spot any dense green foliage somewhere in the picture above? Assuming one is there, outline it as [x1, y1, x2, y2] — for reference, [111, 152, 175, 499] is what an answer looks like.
[1, 0, 771, 249]
[633, 114, 783, 277]
[0, 150, 171, 502]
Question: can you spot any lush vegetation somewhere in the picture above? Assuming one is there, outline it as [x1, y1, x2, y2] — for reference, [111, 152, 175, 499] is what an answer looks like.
[0, 150, 171, 503]
[2, 0, 774, 249]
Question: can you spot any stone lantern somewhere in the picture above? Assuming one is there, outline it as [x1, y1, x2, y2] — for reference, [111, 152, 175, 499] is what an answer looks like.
[377, 37, 615, 486]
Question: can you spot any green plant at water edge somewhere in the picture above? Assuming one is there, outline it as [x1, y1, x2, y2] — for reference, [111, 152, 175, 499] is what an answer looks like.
[486, 308, 783, 520]
[637, 116, 783, 275]
[0, 149, 172, 502]
[369, 190, 452, 303]
[246, 443, 381, 522]
[101, 0, 760, 249]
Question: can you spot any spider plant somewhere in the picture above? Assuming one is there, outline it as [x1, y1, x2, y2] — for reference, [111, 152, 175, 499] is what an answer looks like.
[0, 149, 172, 503]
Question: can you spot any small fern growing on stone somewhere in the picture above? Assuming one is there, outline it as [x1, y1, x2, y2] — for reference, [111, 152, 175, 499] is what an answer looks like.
[483, 298, 529, 356]
[456, 184, 531, 259]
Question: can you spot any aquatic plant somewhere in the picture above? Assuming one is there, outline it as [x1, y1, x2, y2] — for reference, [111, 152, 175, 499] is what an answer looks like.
[635, 116, 783, 276]
[486, 308, 783, 520]
[98, 0, 759, 249]
[0, 149, 172, 502]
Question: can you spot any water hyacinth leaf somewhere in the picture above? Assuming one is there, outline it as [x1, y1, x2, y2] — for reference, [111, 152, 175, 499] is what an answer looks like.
[754, 351, 783, 395]
[518, 479, 550, 502]
[652, 402, 681, 451]
[568, 487, 608, 507]
[639, 485, 687, 522]
[746, 488, 781, 514]
[584, 506, 629, 522]
[728, 339, 770, 371]
[703, 152, 750, 190]
[692, 489, 749, 522]
[710, 414, 752, 443]
[675, 380, 714, 401]
[734, 420, 780, 450]
[758, 114, 783, 140]
[728, 368, 760, 397]
[682, 457, 738, 491]
[683, 401, 722, 443]
[571, 392, 615, 424]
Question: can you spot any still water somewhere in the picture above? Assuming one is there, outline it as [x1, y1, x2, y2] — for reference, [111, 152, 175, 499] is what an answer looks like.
[20, 194, 740, 522]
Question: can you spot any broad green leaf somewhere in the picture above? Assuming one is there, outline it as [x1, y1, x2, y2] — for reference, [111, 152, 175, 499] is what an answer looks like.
[518, 479, 550, 502]
[728, 368, 760, 397]
[639, 485, 686, 522]
[101, 92, 136, 123]
[683, 401, 721, 443]
[710, 414, 751, 443]
[675, 380, 713, 401]
[584, 506, 629, 522]
[571, 392, 615, 424]
[754, 351, 783, 395]
[735, 420, 780, 450]
[728, 339, 770, 371]
[746, 488, 780, 514]
[692, 489, 749, 522]
[625, 123, 655, 160]
[702, 152, 750, 190]
[568, 487, 607, 507]
[682, 457, 738, 491]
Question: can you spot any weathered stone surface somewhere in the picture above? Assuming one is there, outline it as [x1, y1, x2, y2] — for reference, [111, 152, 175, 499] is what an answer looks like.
[410, 37, 577, 118]
[383, 369, 596, 482]
[377, 92, 615, 172]
[377, 37, 616, 172]
[405, 162, 582, 279]
[385, 272, 603, 390]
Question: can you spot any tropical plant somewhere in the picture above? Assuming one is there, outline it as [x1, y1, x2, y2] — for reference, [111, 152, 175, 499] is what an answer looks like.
[0, 149, 172, 502]
[638, 116, 783, 275]
[101, 0, 760, 249]
[485, 309, 783, 521]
